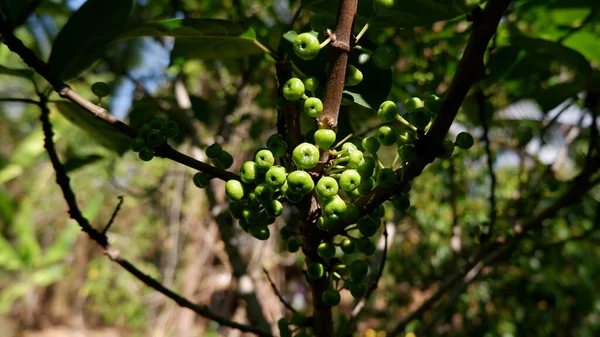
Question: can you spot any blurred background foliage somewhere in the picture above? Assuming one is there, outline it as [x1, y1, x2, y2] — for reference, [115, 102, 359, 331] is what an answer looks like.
[1, 0, 599, 336]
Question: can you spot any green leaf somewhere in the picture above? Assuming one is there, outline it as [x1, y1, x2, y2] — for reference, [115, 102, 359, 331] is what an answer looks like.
[533, 82, 584, 112]
[0, 0, 36, 26]
[53, 101, 131, 154]
[12, 198, 41, 267]
[0, 186, 14, 225]
[0, 130, 48, 184]
[119, 19, 265, 60]
[306, 0, 462, 29]
[0, 65, 34, 79]
[47, 0, 134, 81]
[0, 282, 32, 314]
[63, 153, 104, 173]
[562, 30, 600, 65]
[0, 234, 23, 270]
[30, 264, 67, 286]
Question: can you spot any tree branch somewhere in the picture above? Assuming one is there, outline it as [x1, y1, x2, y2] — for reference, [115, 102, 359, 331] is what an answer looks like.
[477, 90, 497, 241]
[315, 0, 358, 129]
[37, 97, 272, 337]
[0, 15, 238, 182]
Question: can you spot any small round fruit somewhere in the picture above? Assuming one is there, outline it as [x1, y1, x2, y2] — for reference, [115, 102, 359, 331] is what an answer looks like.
[149, 117, 167, 129]
[287, 238, 300, 252]
[357, 177, 375, 195]
[323, 196, 347, 221]
[350, 283, 366, 298]
[283, 78, 305, 101]
[317, 242, 336, 260]
[455, 132, 475, 149]
[280, 226, 294, 240]
[342, 142, 358, 153]
[193, 172, 212, 188]
[345, 65, 363, 86]
[339, 169, 361, 192]
[303, 76, 320, 92]
[404, 97, 423, 113]
[314, 129, 336, 149]
[292, 142, 320, 169]
[146, 130, 165, 147]
[130, 137, 146, 152]
[408, 107, 431, 130]
[217, 151, 234, 169]
[376, 168, 397, 188]
[225, 180, 245, 201]
[316, 216, 335, 231]
[293, 32, 320, 60]
[342, 203, 360, 223]
[265, 199, 284, 217]
[316, 176, 339, 198]
[377, 125, 397, 146]
[340, 238, 355, 254]
[322, 289, 341, 306]
[206, 143, 223, 159]
[255, 149, 275, 170]
[397, 129, 417, 146]
[91, 82, 110, 97]
[249, 225, 270, 240]
[349, 259, 369, 281]
[287, 170, 315, 194]
[348, 150, 364, 169]
[373, 45, 396, 69]
[438, 138, 455, 159]
[358, 217, 379, 237]
[392, 195, 410, 212]
[265, 165, 287, 187]
[356, 237, 376, 256]
[138, 123, 153, 139]
[240, 161, 258, 184]
[161, 120, 179, 138]
[362, 137, 380, 154]
[267, 133, 285, 147]
[138, 146, 154, 161]
[290, 313, 305, 326]
[268, 139, 287, 158]
[254, 183, 274, 203]
[398, 144, 417, 162]
[377, 100, 398, 122]
[424, 94, 442, 115]
[373, 0, 395, 16]
[307, 262, 325, 279]
[304, 97, 324, 118]
[357, 156, 376, 177]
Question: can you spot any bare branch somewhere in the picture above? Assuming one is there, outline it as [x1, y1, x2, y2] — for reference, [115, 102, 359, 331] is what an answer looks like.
[263, 267, 298, 314]
[103, 196, 124, 235]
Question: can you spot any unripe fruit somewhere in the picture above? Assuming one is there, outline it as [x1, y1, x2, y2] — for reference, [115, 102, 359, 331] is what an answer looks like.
[217, 151, 234, 169]
[396, 129, 417, 146]
[254, 183, 275, 203]
[408, 107, 431, 130]
[304, 97, 324, 118]
[362, 137, 381, 154]
[193, 172, 212, 188]
[303, 76, 320, 92]
[240, 161, 258, 183]
[349, 259, 369, 281]
[339, 169, 361, 191]
[424, 94, 442, 115]
[398, 144, 417, 162]
[377, 125, 397, 146]
[373, 0, 395, 16]
[314, 129, 336, 149]
[404, 97, 423, 113]
[316, 176, 339, 198]
[350, 282, 366, 298]
[130, 137, 146, 152]
[229, 202, 243, 219]
[322, 288, 341, 306]
[290, 313, 306, 326]
[392, 195, 410, 212]
[293, 32, 320, 60]
[280, 226, 294, 240]
[265, 165, 287, 188]
[357, 156, 376, 177]
[438, 138, 455, 159]
[348, 150, 364, 169]
[316, 216, 336, 231]
[161, 120, 179, 138]
[357, 237, 376, 256]
[345, 65, 363, 86]
[225, 180, 245, 201]
[292, 142, 320, 169]
[342, 142, 358, 153]
[138, 146, 154, 161]
[283, 78, 305, 101]
[376, 168, 397, 188]
[307, 262, 325, 279]
[357, 177, 375, 194]
[455, 132, 475, 149]
[285, 189, 305, 203]
[255, 149, 275, 170]
[249, 225, 270, 240]
[91, 82, 110, 97]
[340, 238, 355, 254]
[268, 139, 287, 158]
[317, 242, 336, 260]
[287, 238, 300, 252]
[206, 143, 223, 159]
[146, 130, 165, 147]
[287, 170, 315, 194]
[149, 117, 167, 129]
[342, 203, 360, 223]
[373, 45, 396, 69]
[358, 217, 379, 237]
[267, 133, 285, 146]
[138, 123, 153, 139]
[377, 100, 398, 122]
[323, 196, 347, 221]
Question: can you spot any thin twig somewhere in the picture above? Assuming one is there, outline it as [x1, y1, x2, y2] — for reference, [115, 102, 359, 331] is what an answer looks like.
[37, 97, 272, 337]
[263, 267, 298, 314]
[477, 90, 497, 241]
[103, 196, 124, 235]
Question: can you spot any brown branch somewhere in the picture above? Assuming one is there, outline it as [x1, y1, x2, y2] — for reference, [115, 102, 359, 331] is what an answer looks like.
[103, 196, 124, 234]
[0, 15, 238, 182]
[315, 0, 358, 129]
[331, 0, 511, 236]
[37, 97, 272, 337]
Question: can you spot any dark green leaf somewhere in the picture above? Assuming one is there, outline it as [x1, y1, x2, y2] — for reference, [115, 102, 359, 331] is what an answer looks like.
[0, 65, 34, 79]
[0, 0, 36, 26]
[54, 102, 131, 154]
[63, 153, 104, 173]
[47, 0, 134, 81]
[533, 82, 584, 112]
[119, 19, 265, 60]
